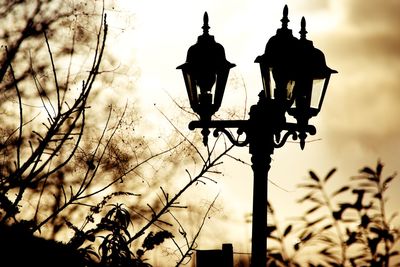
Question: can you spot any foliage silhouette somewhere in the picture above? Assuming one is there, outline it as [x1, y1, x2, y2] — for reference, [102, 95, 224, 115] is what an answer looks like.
[266, 160, 400, 267]
[0, 1, 233, 266]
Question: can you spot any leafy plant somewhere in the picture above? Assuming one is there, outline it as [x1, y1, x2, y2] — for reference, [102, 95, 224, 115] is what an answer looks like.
[0, 1, 233, 266]
[267, 160, 400, 267]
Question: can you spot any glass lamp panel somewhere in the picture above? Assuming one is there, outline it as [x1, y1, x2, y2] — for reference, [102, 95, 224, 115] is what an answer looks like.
[310, 78, 325, 109]
[268, 68, 276, 99]
[286, 80, 295, 101]
[214, 68, 230, 110]
[258, 64, 273, 99]
[181, 71, 199, 112]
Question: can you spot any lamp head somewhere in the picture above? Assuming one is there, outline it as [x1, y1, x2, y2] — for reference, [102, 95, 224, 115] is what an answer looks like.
[177, 12, 235, 121]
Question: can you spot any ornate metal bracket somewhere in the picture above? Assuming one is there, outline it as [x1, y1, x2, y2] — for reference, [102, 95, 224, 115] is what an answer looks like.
[189, 120, 316, 149]
[189, 120, 249, 146]
[274, 130, 298, 148]
[213, 127, 250, 147]
[275, 123, 317, 149]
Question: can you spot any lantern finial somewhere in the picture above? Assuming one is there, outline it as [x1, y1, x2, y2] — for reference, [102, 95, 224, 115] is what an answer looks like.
[202, 12, 210, 35]
[300, 17, 308, 40]
[281, 5, 289, 29]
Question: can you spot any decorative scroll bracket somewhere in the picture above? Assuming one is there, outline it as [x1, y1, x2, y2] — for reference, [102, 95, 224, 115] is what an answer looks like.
[188, 120, 316, 149]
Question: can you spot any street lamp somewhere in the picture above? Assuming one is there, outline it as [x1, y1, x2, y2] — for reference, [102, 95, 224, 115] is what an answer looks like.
[177, 6, 336, 267]
[177, 12, 236, 145]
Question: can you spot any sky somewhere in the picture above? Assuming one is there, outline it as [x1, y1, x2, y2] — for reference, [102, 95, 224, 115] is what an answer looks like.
[107, 0, 400, 256]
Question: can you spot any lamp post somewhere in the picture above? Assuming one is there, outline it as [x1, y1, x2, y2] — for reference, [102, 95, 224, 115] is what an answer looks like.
[177, 6, 337, 267]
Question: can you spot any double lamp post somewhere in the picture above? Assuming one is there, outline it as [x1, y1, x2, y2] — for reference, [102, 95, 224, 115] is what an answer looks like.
[177, 6, 337, 267]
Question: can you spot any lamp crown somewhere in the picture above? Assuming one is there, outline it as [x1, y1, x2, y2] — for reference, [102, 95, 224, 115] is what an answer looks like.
[300, 17, 308, 40]
[281, 5, 289, 29]
[202, 12, 210, 35]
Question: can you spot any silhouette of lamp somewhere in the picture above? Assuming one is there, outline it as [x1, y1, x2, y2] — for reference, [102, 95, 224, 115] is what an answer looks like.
[177, 6, 336, 267]
[255, 10, 338, 148]
[177, 12, 235, 145]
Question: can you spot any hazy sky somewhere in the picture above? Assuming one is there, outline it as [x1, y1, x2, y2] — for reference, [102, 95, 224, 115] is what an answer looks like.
[110, 0, 400, 254]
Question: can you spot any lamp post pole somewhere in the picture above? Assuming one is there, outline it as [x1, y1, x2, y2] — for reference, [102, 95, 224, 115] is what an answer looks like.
[178, 6, 336, 267]
[248, 99, 273, 267]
